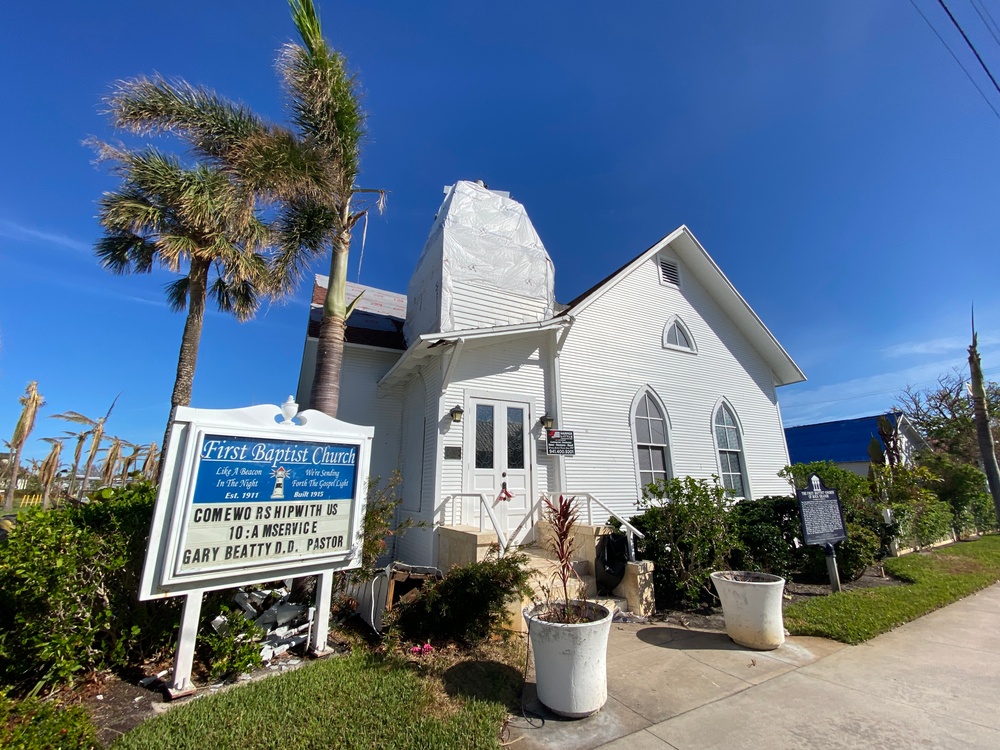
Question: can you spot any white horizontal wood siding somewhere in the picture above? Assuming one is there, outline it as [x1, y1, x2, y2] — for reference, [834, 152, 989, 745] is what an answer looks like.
[559, 251, 792, 520]
[450, 280, 550, 330]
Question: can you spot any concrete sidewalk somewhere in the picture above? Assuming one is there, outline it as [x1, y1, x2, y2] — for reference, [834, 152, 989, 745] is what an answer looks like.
[506, 583, 1000, 749]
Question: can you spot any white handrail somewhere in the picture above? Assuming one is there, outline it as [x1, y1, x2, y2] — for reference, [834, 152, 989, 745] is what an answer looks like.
[441, 493, 510, 554]
[506, 493, 544, 550]
[542, 491, 644, 561]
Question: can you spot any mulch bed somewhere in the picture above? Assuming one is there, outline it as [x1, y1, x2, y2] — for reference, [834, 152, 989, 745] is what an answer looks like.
[654, 564, 906, 633]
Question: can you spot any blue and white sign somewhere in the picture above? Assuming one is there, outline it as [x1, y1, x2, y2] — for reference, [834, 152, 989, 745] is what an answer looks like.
[139, 404, 374, 599]
[175, 435, 361, 575]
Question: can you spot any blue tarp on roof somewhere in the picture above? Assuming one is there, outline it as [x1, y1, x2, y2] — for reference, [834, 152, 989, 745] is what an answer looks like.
[784, 413, 897, 465]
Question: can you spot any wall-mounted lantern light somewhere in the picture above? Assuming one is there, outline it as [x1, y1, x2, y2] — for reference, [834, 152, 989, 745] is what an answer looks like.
[449, 405, 465, 423]
[539, 414, 554, 430]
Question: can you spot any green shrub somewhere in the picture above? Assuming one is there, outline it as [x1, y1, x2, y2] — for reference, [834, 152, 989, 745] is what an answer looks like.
[0, 692, 97, 749]
[920, 453, 996, 537]
[799, 522, 879, 582]
[391, 549, 531, 644]
[630, 476, 738, 609]
[727, 495, 799, 578]
[872, 465, 954, 549]
[0, 482, 179, 691]
[198, 603, 264, 681]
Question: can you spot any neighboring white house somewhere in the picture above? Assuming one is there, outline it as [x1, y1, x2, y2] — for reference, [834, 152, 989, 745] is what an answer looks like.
[297, 180, 805, 568]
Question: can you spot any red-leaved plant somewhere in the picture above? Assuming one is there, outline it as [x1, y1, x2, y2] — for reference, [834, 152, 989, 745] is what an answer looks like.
[538, 494, 591, 623]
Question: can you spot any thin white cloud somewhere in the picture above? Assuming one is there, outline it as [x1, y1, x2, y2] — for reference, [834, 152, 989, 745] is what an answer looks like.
[0, 218, 89, 253]
[780, 357, 975, 426]
[883, 334, 1000, 358]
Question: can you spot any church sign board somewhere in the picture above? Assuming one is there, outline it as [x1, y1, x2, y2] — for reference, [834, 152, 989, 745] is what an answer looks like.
[140, 403, 373, 599]
[138, 402, 374, 696]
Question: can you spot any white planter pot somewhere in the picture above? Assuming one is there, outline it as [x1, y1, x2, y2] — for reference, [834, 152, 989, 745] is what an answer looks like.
[710, 571, 786, 650]
[523, 600, 613, 718]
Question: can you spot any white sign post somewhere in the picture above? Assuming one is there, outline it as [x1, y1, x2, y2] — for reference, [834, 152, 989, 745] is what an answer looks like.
[139, 400, 374, 697]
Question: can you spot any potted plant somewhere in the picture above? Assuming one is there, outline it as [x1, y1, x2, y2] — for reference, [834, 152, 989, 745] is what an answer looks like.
[709, 570, 785, 650]
[523, 495, 614, 718]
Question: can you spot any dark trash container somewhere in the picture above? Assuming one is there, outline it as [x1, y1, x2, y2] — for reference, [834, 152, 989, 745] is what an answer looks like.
[595, 533, 629, 595]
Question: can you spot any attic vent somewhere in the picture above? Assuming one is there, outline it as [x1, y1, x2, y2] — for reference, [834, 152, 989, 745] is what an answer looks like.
[659, 259, 680, 286]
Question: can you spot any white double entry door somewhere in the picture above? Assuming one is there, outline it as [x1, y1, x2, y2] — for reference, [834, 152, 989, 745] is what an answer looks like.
[466, 397, 533, 546]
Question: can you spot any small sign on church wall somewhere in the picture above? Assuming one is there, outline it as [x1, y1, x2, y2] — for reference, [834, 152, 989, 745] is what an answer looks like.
[139, 403, 374, 600]
[545, 429, 576, 456]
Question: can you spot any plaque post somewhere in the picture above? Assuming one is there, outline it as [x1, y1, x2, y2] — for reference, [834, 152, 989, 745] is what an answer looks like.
[824, 543, 842, 593]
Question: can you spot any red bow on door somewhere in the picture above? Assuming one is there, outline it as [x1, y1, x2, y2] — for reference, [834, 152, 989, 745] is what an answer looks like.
[497, 486, 514, 502]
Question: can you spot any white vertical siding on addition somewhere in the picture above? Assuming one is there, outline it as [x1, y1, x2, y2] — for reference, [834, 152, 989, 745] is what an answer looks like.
[559, 250, 791, 521]
[394, 364, 441, 567]
[334, 347, 403, 483]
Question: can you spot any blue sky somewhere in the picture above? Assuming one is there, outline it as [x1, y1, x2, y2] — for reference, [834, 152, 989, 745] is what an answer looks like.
[2, 1, 1000, 463]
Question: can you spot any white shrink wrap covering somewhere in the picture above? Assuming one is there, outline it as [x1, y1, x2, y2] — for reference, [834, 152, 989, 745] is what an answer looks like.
[404, 181, 555, 345]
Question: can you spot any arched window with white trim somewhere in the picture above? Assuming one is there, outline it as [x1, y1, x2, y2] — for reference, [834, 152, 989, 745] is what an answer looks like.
[632, 390, 671, 489]
[714, 402, 748, 499]
[662, 316, 696, 353]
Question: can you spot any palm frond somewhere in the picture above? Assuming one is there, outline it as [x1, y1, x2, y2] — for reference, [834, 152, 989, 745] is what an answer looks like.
[50, 411, 96, 427]
[107, 76, 268, 159]
[280, 2, 364, 192]
[165, 277, 190, 312]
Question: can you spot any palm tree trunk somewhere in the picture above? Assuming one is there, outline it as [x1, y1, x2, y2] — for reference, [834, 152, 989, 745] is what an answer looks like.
[294, 218, 350, 602]
[68, 437, 84, 499]
[79, 429, 103, 501]
[159, 257, 210, 481]
[309, 218, 351, 417]
[3, 445, 24, 512]
[969, 335, 1000, 519]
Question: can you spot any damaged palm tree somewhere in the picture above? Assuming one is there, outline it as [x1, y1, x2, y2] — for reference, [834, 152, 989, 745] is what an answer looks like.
[969, 328, 1000, 520]
[4, 381, 44, 512]
[37, 437, 64, 509]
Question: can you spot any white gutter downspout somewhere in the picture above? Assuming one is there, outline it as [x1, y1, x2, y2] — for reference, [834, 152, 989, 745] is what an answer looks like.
[550, 318, 573, 493]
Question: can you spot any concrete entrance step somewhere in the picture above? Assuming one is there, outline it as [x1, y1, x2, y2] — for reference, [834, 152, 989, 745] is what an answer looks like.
[519, 546, 626, 612]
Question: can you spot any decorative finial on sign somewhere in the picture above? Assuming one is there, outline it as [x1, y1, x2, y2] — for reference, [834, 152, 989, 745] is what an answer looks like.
[280, 396, 299, 424]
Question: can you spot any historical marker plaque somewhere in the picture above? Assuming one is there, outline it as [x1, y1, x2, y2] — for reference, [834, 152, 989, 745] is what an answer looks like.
[545, 429, 576, 456]
[796, 474, 847, 546]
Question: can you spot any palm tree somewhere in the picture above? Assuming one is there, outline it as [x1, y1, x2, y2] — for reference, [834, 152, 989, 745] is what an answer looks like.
[140, 442, 160, 481]
[38, 437, 65, 509]
[52, 396, 117, 501]
[61, 429, 88, 498]
[4, 381, 45, 511]
[119, 441, 142, 485]
[101, 436, 125, 487]
[104, 0, 380, 417]
[275, 0, 381, 415]
[91, 143, 273, 443]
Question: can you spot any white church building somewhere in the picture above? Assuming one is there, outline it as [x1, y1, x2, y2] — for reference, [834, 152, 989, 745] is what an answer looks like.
[297, 180, 805, 569]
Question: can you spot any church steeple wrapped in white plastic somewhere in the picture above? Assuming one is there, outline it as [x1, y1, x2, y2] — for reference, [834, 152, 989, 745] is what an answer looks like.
[403, 180, 556, 345]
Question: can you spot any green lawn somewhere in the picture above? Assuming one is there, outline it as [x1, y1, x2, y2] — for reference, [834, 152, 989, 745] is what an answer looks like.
[784, 535, 1000, 644]
[113, 648, 519, 750]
